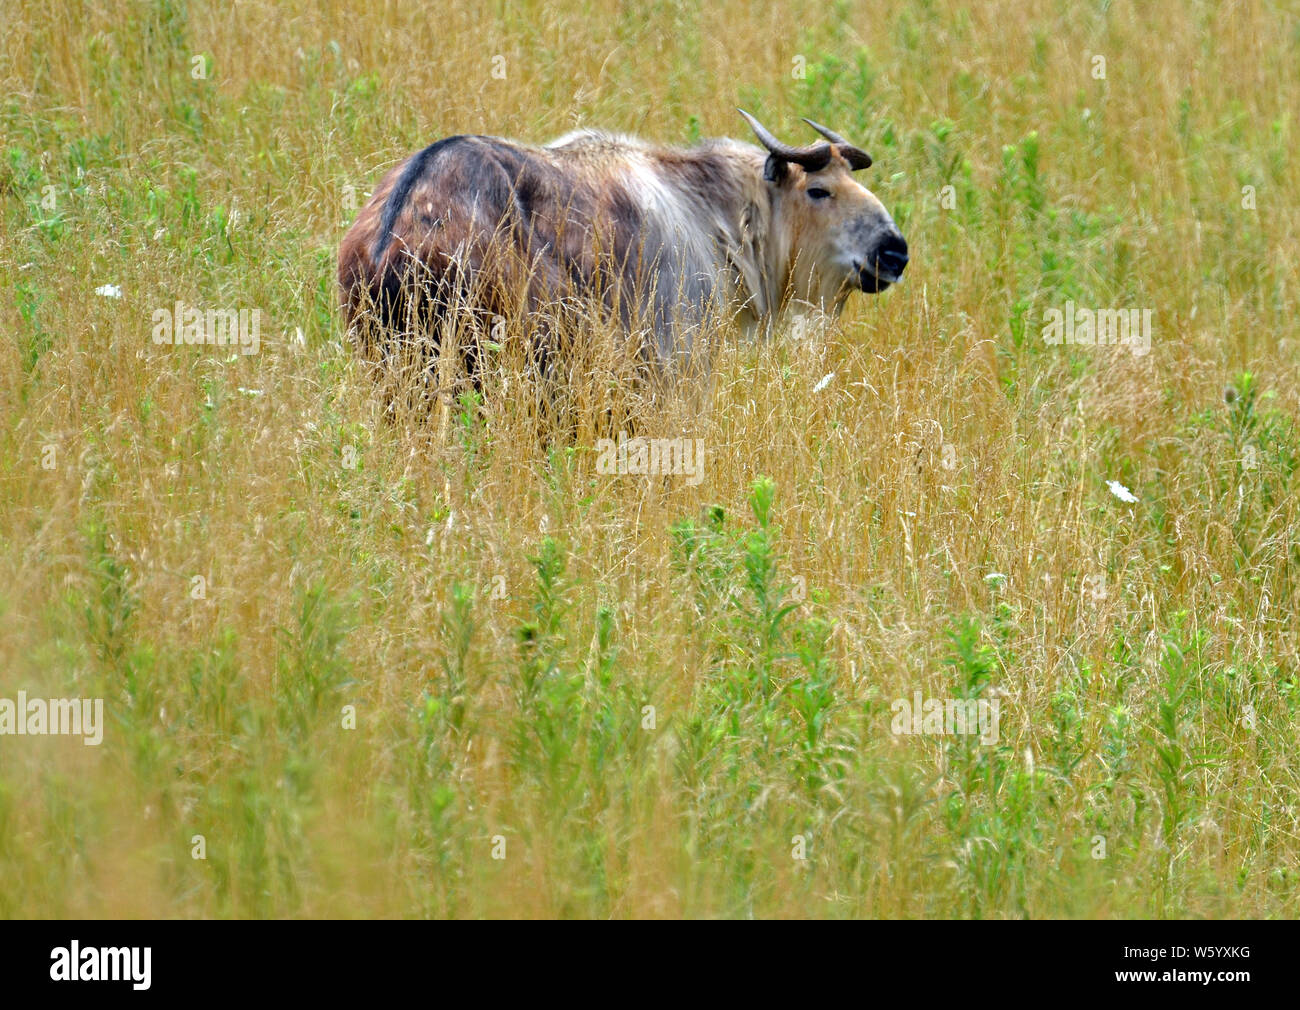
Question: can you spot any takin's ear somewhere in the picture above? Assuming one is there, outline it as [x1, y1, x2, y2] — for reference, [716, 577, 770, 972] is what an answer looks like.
[763, 154, 790, 184]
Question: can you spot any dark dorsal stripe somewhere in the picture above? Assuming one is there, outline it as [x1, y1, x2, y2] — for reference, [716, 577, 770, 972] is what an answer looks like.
[371, 135, 472, 265]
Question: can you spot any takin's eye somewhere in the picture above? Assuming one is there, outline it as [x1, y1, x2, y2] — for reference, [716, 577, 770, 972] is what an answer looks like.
[806, 186, 833, 201]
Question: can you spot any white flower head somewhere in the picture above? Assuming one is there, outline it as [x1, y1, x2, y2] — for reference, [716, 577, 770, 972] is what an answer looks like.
[1106, 480, 1138, 504]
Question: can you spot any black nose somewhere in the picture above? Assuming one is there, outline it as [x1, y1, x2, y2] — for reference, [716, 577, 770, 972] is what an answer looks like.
[873, 233, 909, 278]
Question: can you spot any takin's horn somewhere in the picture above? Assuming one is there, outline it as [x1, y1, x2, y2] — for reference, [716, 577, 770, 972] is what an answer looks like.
[801, 117, 873, 170]
[737, 109, 833, 172]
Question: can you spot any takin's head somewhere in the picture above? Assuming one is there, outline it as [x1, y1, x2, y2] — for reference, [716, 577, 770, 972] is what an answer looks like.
[738, 110, 908, 308]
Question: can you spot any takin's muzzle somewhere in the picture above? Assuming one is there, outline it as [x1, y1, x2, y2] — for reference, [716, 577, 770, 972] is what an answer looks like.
[858, 231, 909, 292]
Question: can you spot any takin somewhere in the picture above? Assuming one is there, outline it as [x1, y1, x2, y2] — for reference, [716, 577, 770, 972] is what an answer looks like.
[338, 110, 908, 374]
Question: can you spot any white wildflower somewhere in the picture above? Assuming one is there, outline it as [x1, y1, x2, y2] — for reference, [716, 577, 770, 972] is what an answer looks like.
[1106, 480, 1138, 503]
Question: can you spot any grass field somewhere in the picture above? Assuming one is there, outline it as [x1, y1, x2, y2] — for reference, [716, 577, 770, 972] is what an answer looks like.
[2, 0, 1299, 918]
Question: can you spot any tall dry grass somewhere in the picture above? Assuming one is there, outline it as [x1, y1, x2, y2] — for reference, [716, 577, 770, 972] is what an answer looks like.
[1, 0, 1298, 917]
